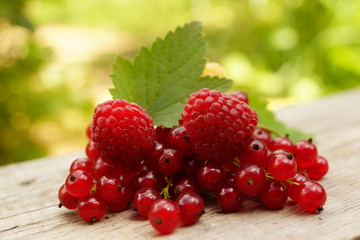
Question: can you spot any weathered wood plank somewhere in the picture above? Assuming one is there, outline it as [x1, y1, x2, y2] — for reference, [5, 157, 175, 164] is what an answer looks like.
[1, 88, 360, 240]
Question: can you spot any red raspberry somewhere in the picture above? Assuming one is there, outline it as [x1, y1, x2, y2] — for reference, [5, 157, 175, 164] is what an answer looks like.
[181, 88, 258, 163]
[91, 99, 156, 162]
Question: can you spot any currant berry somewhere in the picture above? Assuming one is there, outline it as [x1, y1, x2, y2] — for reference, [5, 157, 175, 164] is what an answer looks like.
[96, 176, 123, 200]
[176, 192, 205, 225]
[306, 156, 329, 180]
[65, 170, 94, 197]
[282, 172, 308, 200]
[172, 178, 200, 199]
[270, 136, 293, 152]
[216, 185, 243, 213]
[221, 160, 238, 172]
[197, 163, 226, 191]
[238, 138, 268, 167]
[182, 155, 203, 177]
[295, 181, 327, 213]
[157, 149, 183, 176]
[225, 172, 237, 187]
[134, 170, 167, 191]
[149, 199, 180, 234]
[110, 155, 143, 180]
[144, 141, 164, 170]
[167, 126, 194, 155]
[293, 139, 318, 168]
[77, 193, 106, 223]
[58, 184, 79, 209]
[235, 164, 266, 195]
[132, 187, 162, 218]
[267, 150, 297, 181]
[155, 126, 171, 144]
[70, 157, 94, 175]
[259, 180, 288, 210]
[92, 157, 114, 180]
[252, 128, 272, 147]
[86, 124, 92, 139]
[86, 140, 101, 162]
[105, 184, 134, 212]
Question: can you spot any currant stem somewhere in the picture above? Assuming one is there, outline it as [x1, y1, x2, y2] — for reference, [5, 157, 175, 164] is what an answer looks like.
[232, 157, 241, 167]
[90, 183, 97, 193]
[160, 177, 173, 199]
[284, 178, 300, 186]
[265, 171, 275, 180]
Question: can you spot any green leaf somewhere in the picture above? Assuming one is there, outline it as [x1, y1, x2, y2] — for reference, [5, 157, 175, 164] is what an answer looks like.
[248, 93, 312, 142]
[110, 21, 233, 127]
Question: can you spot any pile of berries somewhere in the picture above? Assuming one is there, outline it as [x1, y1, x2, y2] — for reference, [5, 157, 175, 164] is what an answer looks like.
[58, 88, 328, 235]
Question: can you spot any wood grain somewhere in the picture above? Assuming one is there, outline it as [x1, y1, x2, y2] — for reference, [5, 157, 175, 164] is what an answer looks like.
[1, 88, 360, 240]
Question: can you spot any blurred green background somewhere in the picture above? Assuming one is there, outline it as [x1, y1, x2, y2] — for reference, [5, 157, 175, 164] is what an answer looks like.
[1, 0, 359, 165]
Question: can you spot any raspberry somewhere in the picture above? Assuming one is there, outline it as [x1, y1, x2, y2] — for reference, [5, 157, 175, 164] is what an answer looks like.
[91, 99, 156, 162]
[181, 88, 258, 163]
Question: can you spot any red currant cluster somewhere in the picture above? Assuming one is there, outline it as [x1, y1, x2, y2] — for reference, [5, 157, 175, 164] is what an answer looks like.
[58, 89, 328, 235]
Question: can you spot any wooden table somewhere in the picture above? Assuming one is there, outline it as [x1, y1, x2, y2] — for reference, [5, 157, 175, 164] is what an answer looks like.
[1, 88, 360, 240]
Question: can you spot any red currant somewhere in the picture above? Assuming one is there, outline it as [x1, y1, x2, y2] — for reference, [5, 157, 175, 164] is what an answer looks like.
[167, 126, 194, 155]
[306, 156, 329, 180]
[77, 193, 106, 223]
[58, 184, 79, 209]
[86, 140, 101, 162]
[293, 139, 318, 168]
[157, 149, 183, 176]
[65, 170, 94, 197]
[225, 172, 237, 187]
[216, 185, 243, 212]
[221, 160, 238, 172]
[149, 199, 180, 234]
[172, 177, 200, 199]
[134, 170, 167, 191]
[252, 128, 272, 147]
[267, 150, 297, 181]
[235, 164, 266, 195]
[155, 126, 171, 144]
[197, 163, 226, 191]
[105, 184, 133, 212]
[295, 181, 326, 213]
[86, 124, 92, 139]
[176, 192, 205, 225]
[282, 172, 308, 200]
[259, 180, 288, 210]
[70, 157, 94, 175]
[182, 155, 203, 177]
[238, 138, 268, 167]
[132, 187, 162, 218]
[96, 176, 123, 200]
[144, 141, 164, 170]
[92, 157, 114, 180]
[270, 136, 293, 152]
